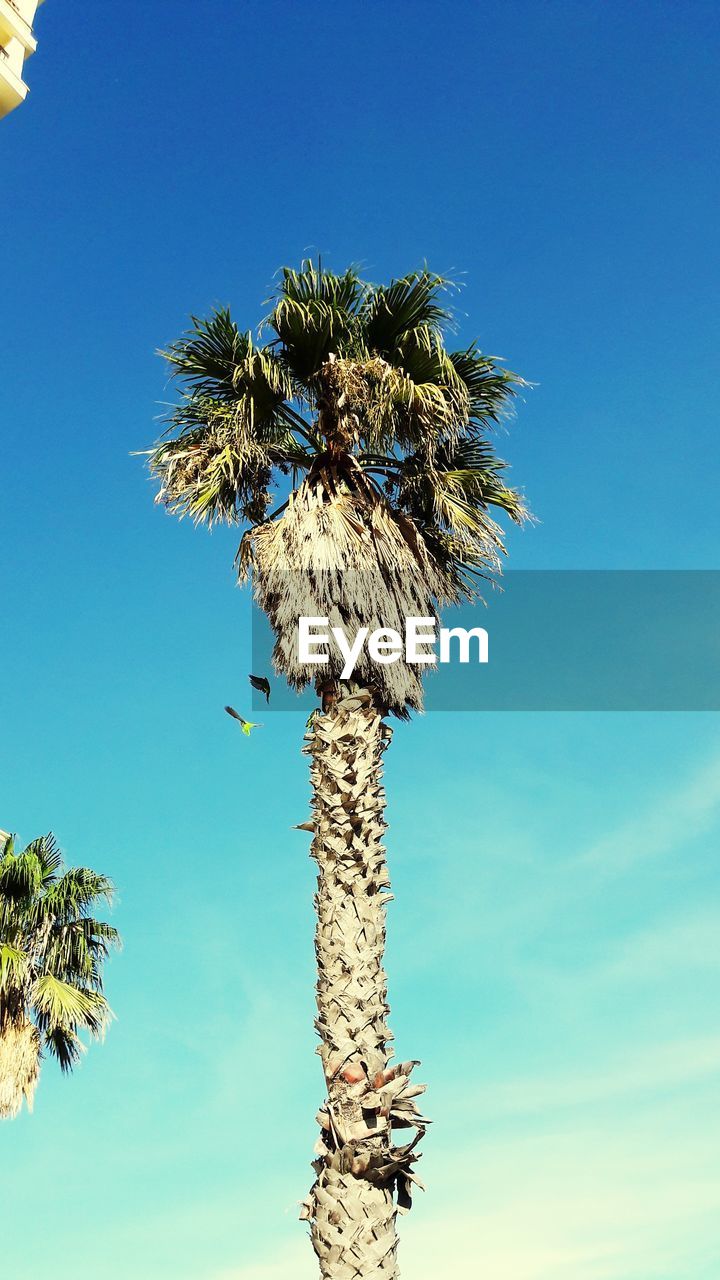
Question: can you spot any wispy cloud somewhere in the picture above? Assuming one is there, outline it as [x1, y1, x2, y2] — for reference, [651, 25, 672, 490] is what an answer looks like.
[418, 748, 720, 965]
[470, 1033, 720, 1120]
[113, 753, 720, 1280]
[601, 905, 720, 981]
[574, 753, 720, 876]
[202, 1029, 720, 1280]
[210, 1089, 720, 1280]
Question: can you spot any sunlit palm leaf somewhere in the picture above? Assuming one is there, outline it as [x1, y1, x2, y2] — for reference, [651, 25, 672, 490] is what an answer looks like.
[164, 308, 254, 401]
[31, 973, 103, 1025]
[266, 262, 368, 382]
[150, 332, 300, 524]
[0, 942, 28, 989]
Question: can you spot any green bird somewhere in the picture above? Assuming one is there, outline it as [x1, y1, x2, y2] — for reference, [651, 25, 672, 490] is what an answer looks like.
[248, 673, 271, 703]
[224, 705, 263, 736]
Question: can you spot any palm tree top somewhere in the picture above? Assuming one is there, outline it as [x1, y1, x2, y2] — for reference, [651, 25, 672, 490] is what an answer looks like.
[150, 263, 528, 586]
[146, 262, 530, 713]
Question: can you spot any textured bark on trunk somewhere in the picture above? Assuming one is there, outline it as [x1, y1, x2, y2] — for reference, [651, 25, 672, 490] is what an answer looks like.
[299, 688, 428, 1279]
[0, 1017, 40, 1119]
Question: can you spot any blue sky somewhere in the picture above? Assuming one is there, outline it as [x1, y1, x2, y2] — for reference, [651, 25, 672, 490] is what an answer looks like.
[2, 2, 719, 1277]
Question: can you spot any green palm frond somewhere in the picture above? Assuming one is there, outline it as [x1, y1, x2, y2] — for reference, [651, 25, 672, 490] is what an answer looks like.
[0, 942, 28, 989]
[0, 846, 43, 902]
[450, 344, 524, 430]
[31, 973, 105, 1027]
[150, 427, 273, 526]
[163, 320, 294, 436]
[150, 311, 315, 526]
[362, 270, 455, 355]
[31, 833, 65, 883]
[266, 260, 368, 382]
[276, 260, 366, 314]
[363, 363, 463, 450]
[163, 308, 250, 400]
[369, 434, 528, 594]
[45, 918, 119, 983]
[271, 295, 358, 381]
[44, 1025, 84, 1072]
[43, 866, 114, 915]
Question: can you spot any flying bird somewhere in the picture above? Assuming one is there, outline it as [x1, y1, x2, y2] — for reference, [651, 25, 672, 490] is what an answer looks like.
[248, 674, 271, 703]
[224, 706, 263, 736]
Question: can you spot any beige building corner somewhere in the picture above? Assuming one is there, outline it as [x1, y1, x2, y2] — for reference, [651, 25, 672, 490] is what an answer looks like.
[0, 0, 44, 119]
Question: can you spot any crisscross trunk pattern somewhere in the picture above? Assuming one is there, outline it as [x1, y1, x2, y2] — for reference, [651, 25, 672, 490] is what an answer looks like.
[300, 688, 428, 1279]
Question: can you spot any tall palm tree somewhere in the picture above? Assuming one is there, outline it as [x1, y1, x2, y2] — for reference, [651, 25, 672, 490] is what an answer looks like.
[0, 831, 118, 1119]
[146, 263, 528, 1278]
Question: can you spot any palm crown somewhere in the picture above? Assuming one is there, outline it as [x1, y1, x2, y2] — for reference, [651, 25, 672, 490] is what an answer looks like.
[0, 832, 118, 1117]
[148, 263, 528, 713]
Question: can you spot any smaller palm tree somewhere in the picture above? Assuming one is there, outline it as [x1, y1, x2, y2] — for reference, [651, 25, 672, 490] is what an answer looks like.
[0, 831, 119, 1119]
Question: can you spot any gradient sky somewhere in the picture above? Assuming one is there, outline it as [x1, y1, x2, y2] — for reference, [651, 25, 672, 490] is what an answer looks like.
[2, 2, 719, 1278]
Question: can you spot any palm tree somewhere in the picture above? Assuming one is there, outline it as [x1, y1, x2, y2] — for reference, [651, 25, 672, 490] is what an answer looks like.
[0, 831, 118, 1119]
[146, 263, 528, 1278]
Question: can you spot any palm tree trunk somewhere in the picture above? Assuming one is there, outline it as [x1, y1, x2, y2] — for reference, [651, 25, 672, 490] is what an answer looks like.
[300, 688, 428, 1279]
[0, 1017, 40, 1119]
